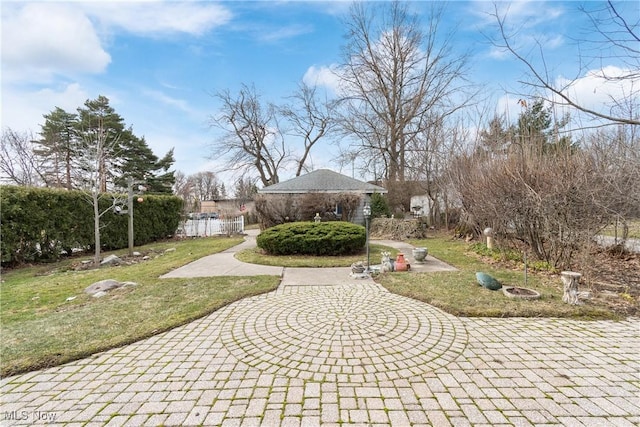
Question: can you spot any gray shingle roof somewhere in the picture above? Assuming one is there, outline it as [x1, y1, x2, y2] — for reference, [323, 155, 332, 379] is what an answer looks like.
[258, 169, 387, 194]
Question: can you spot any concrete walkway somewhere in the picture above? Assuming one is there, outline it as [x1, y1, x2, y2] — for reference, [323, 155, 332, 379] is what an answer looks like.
[1, 232, 638, 426]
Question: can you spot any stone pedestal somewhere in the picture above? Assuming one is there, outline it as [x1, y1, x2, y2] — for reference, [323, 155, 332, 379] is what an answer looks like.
[561, 271, 581, 305]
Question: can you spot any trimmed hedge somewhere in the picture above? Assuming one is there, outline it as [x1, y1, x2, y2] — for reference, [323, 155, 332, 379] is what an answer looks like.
[256, 221, 366, 256]
[1, 186, 183, 265]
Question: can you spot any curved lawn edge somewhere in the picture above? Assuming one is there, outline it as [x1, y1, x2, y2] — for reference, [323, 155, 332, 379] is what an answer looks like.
[234, 244, 399, 268]
[1, 277, 281, 378]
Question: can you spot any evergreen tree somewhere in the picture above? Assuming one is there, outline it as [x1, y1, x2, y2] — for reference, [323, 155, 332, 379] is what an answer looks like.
[370, 192, 391, 218]
[233, 176, 258, 200]
[35, 107, 79, 189]
[513, 99, 576, 155]
[73, 95, 176, 193]
[144, 148, 176, 194]
[112, 132, 176, 194]
[76, 96, 129, 192]
[477, 115, 511, 158]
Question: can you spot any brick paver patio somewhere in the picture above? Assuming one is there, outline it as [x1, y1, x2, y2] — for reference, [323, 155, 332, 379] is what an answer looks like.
[1, 279, 638, 426]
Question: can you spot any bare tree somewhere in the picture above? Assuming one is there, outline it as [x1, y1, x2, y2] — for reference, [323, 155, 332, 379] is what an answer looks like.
[279, 82, 337, 176]
[173, 170, 197, 214]
[210, 84, 288, 186]
[0, 128, 45, 186]
[338, 1, 472, 183]
[192, 171, 220, 201]
[491, 1, 639, 126]
[75, 112, 124, 266]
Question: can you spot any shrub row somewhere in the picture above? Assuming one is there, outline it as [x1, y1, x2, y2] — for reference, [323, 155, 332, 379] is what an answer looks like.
[1, 186, 183, 265]
[254, 193, 363, 229]
[256, 221, 366, 256]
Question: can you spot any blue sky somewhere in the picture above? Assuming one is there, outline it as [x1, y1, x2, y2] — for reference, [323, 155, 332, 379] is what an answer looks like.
[2, 1, 638, 184]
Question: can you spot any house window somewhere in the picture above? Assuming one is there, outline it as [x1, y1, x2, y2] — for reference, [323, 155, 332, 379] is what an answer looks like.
[334, 204, 343, 217]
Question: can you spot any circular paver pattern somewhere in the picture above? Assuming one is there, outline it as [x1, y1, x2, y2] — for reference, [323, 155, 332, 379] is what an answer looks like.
[221, 284, 467, 381]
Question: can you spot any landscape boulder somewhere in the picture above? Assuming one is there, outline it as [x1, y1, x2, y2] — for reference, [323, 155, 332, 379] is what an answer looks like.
[85, 279, 137, 297]
[101, 254, 122, 266]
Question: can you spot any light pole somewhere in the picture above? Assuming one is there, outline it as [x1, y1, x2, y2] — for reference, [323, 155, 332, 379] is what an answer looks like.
[363, 202, 371, 273]
[127, 177, 146, 256]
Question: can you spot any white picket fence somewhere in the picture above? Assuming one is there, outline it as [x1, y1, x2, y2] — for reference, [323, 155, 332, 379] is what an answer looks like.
[177, 216, 244, 237]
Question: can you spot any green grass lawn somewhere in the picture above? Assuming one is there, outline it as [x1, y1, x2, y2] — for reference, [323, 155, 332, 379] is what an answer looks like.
[601, 219, 640, 239]
[376, 233, 617, 320]
[1, 231, 621, 378]
[0, 237, 280, 377]
[235, 243, 399, 267]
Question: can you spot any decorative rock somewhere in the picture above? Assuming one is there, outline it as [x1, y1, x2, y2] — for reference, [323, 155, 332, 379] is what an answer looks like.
[132, 251, 142, 257]
[476, 272, 502, 290]
[351, 262, 365, 274]
[165, 248, 176, 253]
[350, 272, 370, 280]
[101, 254, 122, 266]
[142, 256, 151, 260]
[85, 279, 122, 295]
[85, 279, 137, 298]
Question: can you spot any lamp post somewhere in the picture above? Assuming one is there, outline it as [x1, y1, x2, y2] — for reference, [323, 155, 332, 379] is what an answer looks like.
[363, 202, 371, 273]
[127, 177, 146, 256]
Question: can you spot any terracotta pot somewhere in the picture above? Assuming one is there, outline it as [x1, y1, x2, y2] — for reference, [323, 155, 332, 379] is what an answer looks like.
[395, 253, 408, 271]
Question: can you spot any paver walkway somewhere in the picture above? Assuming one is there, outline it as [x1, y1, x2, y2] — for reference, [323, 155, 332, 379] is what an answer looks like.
[1, 233, 639, 426]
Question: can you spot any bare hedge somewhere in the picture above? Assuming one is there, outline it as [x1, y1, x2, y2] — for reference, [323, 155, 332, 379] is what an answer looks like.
[254, 192, 362, 229]
[450, 142, 638, 269]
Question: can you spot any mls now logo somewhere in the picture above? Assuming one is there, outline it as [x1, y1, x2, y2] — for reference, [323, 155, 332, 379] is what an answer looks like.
[4, 411, 29, 421]
[4, 410, 58, 422]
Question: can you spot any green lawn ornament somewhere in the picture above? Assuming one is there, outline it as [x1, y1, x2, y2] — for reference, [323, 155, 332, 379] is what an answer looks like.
[476, 272, 502, 290]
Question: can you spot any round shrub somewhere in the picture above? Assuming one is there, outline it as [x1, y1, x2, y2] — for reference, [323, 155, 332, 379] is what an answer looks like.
[257, 221, 366, 256]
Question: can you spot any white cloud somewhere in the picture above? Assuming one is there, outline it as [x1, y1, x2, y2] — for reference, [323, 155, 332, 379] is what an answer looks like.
[84, 2, 232, 36]
[1, 3, 110, 82]
[141, 89, 192, 114]
[258, 24, 313, 43]
[554, 66, 640, 117]
[491, 65, 639, 129]
[1, 1, 232, 83]
[1, 83, 89, 132]
[472, 1, 564, 30]
[303, 65, 342, 94]
[487, 46, 511, 60]
[471, 1, 566, 61]
[496, 94, 529, 125]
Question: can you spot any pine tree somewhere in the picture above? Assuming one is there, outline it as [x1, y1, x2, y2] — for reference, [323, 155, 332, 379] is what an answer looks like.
[76, 96, 128, 192]
[35, 107, 79, 189]
[513, 99, 576, 155]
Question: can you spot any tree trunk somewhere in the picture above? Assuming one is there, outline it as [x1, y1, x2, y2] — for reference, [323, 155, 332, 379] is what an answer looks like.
[93, 189, 101, 266]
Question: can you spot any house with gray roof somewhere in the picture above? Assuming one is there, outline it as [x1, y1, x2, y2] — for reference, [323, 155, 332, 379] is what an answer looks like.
[257, 169, 387, 224]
